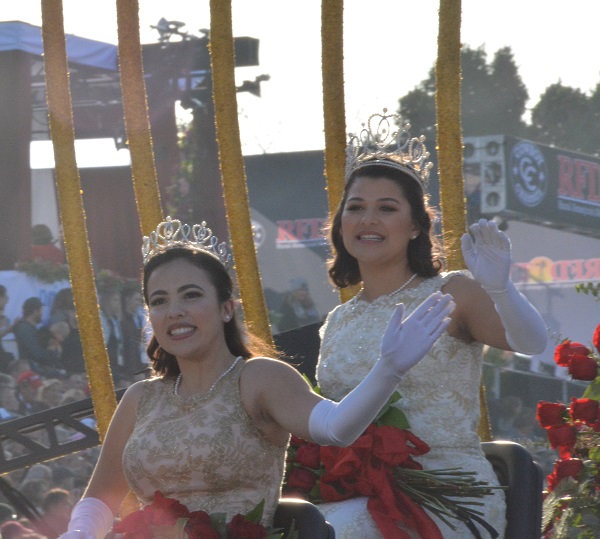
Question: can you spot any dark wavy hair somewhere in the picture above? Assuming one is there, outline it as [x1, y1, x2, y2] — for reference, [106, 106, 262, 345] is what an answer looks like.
[327, 164, 443, 289]
[142, 246, 278, 379]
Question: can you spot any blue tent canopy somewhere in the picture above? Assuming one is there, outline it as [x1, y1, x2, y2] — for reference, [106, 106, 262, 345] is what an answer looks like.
[0, 20, 117, 71]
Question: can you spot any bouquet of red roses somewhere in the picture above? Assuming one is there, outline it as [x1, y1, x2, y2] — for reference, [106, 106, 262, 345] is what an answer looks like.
[536, 323, 600, 538]
[283, 389, 500, 539]
[113, 491, 297, 539]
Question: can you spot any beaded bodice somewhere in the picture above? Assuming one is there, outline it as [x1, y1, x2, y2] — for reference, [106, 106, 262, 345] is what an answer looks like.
[317, 271, 483, 452]
[122, 359, 287, 525]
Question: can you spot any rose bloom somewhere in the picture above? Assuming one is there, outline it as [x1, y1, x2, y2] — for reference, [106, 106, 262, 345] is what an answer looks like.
[290, 435, 307, 447]
[546, 458, 584, 492]
[225, 514, 267, 539]
[546, 424, 577, 458]
[554, 340, 591, 367]
[185, 511, 219, 539]
[294, 443, 321, 469]
[286, 467, 317, 492]
[537, 401, 567, 428]
[594, 323, 600, 353]
[570, 398, 600, 423]
[568, 354, 599, 381]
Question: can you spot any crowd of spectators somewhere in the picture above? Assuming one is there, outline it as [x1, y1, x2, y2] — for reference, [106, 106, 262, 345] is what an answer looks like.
[0, 280, 150, 538]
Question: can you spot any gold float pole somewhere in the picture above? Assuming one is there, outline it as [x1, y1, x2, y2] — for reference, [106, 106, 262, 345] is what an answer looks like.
[41, 0, 117, 439]
[116, 0, 164, 235]
[436, 0, 492, 441]
[321, 0, 360, 303]
[209, 0, 273, 345]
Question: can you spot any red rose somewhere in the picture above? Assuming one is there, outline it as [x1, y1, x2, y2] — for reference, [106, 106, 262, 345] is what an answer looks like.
[554, 340, 591, 367]
[593, 323, 600, 353]
[568, 354, 599, 381]
[225, 514, 267, 539]
[546, 424, 577, 458]
[289, 435, 307, 447]
[114, 492, 191, 539]
[286, 467, 317, 491]
[147, 492, 190, 527]
[570, 398, 599, 423]
[295, 443, 321, 469]
[546, 458, 584, 492]
[536, 401, 567, 428]
[185, 510, 219, 539]
[113, 510, 151, 539]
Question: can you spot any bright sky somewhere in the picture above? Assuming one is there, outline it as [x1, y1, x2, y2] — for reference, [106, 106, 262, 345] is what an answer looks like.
[3, 1, 600, 155]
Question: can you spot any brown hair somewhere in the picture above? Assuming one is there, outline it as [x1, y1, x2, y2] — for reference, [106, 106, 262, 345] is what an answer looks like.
[327, 164, 443, 289]
[142, 246, 278, 379]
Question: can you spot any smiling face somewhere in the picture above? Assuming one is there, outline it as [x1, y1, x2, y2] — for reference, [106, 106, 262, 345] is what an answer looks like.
[340, 176, 420, 269]
[146, 258, 234, 362]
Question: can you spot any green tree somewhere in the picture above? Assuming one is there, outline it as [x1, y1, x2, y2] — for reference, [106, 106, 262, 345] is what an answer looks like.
[529, 82, 600, 156]
[397, 45, 529, 139]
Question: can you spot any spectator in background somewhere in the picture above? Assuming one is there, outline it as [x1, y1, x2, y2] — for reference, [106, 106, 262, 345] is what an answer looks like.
[15, 370, 47, 414]
[38, 488, 74, 539]
[46, 289, 85, 376]
[59, 388, 86, 405]
[0, 373, 21, 421]
[18, 464, 51, 488]
[8, 359, 33, 381]
[46, 289, 74, 327]
[24, 224, 65, 266]
[51, 467, 76, 493]
[0, 520, 43, 539]
[99, 289, 123, 383]
[64, 373, 89, 397]
[0, 285, 16, 372]
[120, 285, 148, 381]
[12, 298, 64, 378]
[277, 277, 322, 332]
[0, 502, 17, 525]
[37, 379, 64, 409]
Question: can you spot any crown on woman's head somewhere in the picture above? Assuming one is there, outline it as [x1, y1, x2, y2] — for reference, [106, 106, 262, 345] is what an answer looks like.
[142, 216, 233, 269]
[345, 108, 433, 190]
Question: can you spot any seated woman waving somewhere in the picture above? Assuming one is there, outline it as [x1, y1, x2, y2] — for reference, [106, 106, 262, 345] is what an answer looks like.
[58, 217, 454, 539]
[313, 110, 548, 538]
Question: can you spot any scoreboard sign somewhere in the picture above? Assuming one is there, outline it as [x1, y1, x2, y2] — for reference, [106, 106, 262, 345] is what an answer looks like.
[463, 135, 600, 238]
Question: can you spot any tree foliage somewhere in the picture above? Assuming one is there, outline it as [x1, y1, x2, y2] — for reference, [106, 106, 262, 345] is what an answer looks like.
[397, 44, 600, 157]
[398, 45, 529, 140]
[529, 82, 600, 156]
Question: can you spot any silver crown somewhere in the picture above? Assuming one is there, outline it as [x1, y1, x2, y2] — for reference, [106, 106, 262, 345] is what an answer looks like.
[345, 109, 433, 190]
[142, 216, 233, 268]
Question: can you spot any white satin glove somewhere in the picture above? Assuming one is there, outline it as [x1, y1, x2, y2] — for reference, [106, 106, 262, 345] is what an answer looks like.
[57, 533, 94, 539]
[460, 219, 511, 293]
[379, 292, 455, 381]
[461, 218, 547, 355]
[58, 497, 114, 539]
[309, 292, 454, 446]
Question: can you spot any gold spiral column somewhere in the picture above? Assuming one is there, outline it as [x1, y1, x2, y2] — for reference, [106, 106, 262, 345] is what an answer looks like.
[209, 0, 273, 345]
[41, 0, 117, 439]
[436, 0, 491, 441]
[116, 0, 164, 235]
[321, 0, 360, 304]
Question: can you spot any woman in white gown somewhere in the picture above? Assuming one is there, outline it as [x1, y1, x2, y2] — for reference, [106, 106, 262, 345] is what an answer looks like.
[315, 111, 548, 538]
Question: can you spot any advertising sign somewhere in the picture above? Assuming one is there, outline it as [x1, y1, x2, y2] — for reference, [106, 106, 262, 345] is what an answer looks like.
[464, 135, 600, 237]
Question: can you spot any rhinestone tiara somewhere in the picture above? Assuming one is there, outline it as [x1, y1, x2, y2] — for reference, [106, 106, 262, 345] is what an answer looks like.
[345, 108, 433, 190]
[142, 216, 233, 269]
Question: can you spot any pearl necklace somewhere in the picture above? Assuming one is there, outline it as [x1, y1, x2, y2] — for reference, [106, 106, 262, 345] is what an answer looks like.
[350, 273, 418, 310]
[174, 356, 241, 396]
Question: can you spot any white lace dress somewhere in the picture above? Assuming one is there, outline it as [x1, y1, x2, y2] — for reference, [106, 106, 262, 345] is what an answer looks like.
[316, 271, 506, 539]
